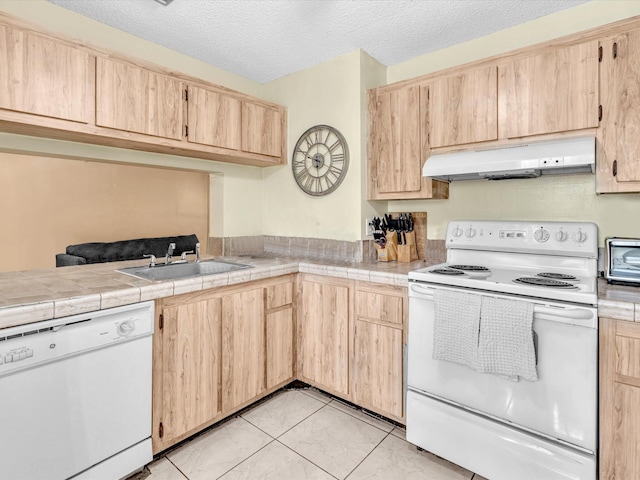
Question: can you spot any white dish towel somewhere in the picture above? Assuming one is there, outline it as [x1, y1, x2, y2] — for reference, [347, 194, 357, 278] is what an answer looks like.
[432, 289, 481, 370]
[478, 296, 537, 382]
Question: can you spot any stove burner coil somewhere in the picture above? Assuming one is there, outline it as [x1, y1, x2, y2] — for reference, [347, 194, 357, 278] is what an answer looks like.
[448, 265, 490, 272]
[514, 277, 577, 288]
[430, 268, 466, 275]
[536, 272, 578, 281]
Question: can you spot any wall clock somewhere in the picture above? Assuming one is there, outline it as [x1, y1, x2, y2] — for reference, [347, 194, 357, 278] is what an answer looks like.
[292, 125, 349, 196]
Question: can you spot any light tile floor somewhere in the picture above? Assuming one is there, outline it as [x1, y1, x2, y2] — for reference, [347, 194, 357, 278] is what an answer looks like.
[135, 388, 488, 480]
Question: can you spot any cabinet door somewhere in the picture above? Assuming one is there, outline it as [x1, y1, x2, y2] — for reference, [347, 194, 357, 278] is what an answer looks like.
[159, 298, 221, 447]
[597, 30, 640, 192]
[429, 65, 498, 148]
[0, 25, 90, 123]
[600, 317, 640, 480]
[96, 57, 183, 139]
[241, 101, 282, 157]
[221, 287, 265, 411]
[501, 41, 598, 138]
[187, 85, 241, 149]
[266, 308, 294, 388]
[373, 85, 422, 194]
[352, 320, 404, 418]
[299, 277, 349, 396]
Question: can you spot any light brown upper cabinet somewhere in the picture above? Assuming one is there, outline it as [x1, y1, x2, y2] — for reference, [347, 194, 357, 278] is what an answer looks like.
[0, 24, 90, 123]
[499, 41, 599, 139]
[241, 101, 283, 158]
[597, 29, 640, 193]
[96, 57, 183, 140]
[367, 85, 449, 200]
[428, 65, 498, 148]
[186, 85, 241, 150]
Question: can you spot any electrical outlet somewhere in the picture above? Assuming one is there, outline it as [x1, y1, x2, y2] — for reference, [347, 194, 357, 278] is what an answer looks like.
[365, 217, 374, 236]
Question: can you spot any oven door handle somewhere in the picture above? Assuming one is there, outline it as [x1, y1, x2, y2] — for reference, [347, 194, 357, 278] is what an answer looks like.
[410, 284, 596, 322]
[409, 283, 436, 299]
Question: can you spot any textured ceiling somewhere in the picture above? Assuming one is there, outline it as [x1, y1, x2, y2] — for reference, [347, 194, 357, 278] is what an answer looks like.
[46, 0, 588, 83]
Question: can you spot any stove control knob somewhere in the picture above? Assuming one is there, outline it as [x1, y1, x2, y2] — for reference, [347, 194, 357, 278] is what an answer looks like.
[555, 230, 568, 242]
[465, 227, 476, 238]
[452, 226, 464, 238]
[534, 228, 550, 243]
[572, 229, 588, 243]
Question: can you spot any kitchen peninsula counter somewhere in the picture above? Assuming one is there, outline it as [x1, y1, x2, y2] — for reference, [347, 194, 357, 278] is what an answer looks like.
[0, 255, 428, 330]
[2, 259, 637, 331]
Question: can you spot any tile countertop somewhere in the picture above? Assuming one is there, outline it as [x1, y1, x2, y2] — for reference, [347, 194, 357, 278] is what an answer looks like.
[597, 278, 640, 322]
[0, 255, 429, 330]
[2, 258, 639, 331]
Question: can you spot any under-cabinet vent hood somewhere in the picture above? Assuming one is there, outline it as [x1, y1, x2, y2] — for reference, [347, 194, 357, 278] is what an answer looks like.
[422, 136, 595, 181]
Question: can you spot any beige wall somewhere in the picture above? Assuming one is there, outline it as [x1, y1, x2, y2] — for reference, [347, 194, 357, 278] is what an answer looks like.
[261, 50, 367, 241]
[0, 152, 209, 272]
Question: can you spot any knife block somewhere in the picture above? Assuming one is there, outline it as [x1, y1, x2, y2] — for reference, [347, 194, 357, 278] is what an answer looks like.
[375, 231, 398, 262]
[397, 231, 419, 263]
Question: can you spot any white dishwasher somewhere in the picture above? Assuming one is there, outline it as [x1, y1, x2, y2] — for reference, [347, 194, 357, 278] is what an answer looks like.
[0, 301, 154, 480]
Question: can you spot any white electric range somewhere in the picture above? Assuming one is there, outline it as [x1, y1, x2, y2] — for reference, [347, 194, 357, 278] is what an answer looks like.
[406, 220, 599, 480]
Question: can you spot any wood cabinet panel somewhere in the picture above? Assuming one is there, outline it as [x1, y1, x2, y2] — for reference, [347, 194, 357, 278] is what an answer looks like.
[352, 319, 404, 419]
[374, 85, 422, 194]
[241, 101, 282, 158]
[600, 317, 640, 480]
[187, 85, 241, 149]
[299, 277, 350, 395]
[597, 29, 640, 192]
[159, 298, 221, 448]
[355, 289, 403, 325]
[429, 65, 498, 148]
[221, 287, 265, 411]
[266, 307, 294, 388]
[96, 57, 183, 140]
[0, 25, 90, 123]
[501, 41, 598, 139]
[266, 281, 293, 310]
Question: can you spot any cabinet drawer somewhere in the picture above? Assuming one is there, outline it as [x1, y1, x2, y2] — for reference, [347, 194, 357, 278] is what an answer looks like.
[266, 281, 293, 309]
[355, 290, 403, 325]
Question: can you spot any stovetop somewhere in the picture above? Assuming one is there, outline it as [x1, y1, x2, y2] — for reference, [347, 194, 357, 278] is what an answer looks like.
[409, 221, 599, 306]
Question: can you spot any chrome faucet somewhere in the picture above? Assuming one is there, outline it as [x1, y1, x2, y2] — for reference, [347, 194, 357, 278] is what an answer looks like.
[143, 254, 157, 267]
[166, 243, 176, 264]
[195, 243, 201, 262]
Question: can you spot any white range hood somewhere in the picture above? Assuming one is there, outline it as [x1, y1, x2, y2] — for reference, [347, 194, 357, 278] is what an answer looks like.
[422, 136, 595, 181]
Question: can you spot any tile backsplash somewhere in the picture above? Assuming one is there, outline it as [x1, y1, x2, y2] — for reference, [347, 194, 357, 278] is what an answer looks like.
[210, 236, 446, 265]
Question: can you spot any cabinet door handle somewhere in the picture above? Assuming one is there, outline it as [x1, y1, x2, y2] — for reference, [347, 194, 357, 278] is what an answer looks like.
[598, 105, 602, 122]
[598, 45, 603, 62]
[613, 42, 618, 59]
[613, 160, 618, 177]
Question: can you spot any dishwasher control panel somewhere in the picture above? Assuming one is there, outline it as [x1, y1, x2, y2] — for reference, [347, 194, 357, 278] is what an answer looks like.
[0, 301, 154, 376]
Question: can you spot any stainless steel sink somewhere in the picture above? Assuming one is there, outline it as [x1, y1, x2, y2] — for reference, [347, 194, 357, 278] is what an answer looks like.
[116, 259, 252, 281]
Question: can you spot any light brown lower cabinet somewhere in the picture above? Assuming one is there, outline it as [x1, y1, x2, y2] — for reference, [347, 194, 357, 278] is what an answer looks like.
[152, 275, 294, 454]
[298, 274, 351, 397]
[298, 274, 407, 422]
[152, 273, 407, 454]
[221, 287, 266, 411]
[600, 316, 640, 480]
[351, 282, 406, 422]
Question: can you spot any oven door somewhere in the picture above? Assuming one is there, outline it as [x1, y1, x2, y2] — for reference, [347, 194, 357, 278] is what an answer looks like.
[407, 282, 597, 452]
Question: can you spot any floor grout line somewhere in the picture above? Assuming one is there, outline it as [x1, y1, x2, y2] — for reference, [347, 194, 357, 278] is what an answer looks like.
[164, 455, 190, 480]
[274, 438, 340, 480]
[343, 430, 392, 480]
